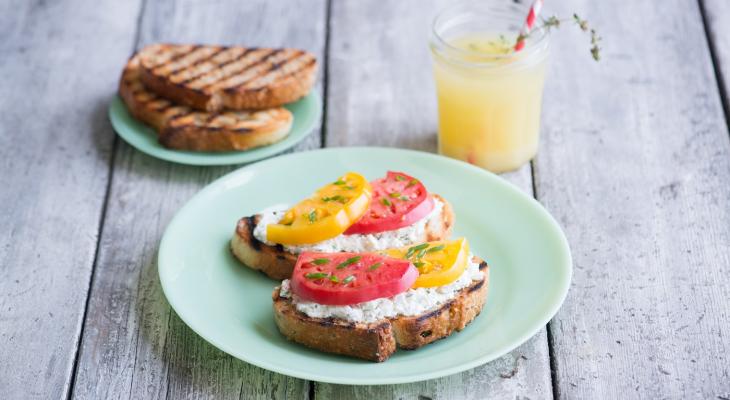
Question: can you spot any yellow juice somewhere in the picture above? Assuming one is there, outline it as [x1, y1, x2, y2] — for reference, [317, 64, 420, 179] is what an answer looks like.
[432, 34, 548, 173]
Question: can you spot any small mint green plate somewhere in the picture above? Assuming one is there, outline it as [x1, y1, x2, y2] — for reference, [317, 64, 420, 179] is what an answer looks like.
[158, 147, 572, 385]
[108, 91, 321, 166]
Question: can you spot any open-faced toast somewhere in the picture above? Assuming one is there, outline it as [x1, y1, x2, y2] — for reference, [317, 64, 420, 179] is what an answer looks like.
[136, 44, 317, 111]
[272, 258, 488, 362]
[230, 194, 455, 280]
[119, 55, 293, 152]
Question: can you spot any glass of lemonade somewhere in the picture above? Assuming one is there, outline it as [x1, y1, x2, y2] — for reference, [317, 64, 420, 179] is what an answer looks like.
[430, 1, 550, 173]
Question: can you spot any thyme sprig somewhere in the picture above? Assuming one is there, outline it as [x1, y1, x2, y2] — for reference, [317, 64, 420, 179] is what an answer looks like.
[514, 13, 601, 61]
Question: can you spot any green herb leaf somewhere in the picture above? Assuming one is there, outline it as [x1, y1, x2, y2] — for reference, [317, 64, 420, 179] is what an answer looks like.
[407, 179, 419, 187]
[394, 175, 406, 181]
[328, 275, 340, 283]
[399, 196, 409, 201]
[337, 255, 361, 269]
[426, 244, 445, 253]
[416, 248, 427, 259]
[305, 272, 329, 280]
[381, 198, 392, 207]
[312, 258, 330, 265]
[414, 262, 425, 268]
[308, 210, 317, 223]
[368, 262, 383, 271]
[322, 195, 348, 203]
[333, 179, 346, 185]
[389, 192, 401, 198]
[406, 243, 429, 258]
[345, 185, 355, 190]
[342, 275, 355, 284]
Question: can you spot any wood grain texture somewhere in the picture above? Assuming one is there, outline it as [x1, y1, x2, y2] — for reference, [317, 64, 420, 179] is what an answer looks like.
[320, 1, 552, 398]
[0, 0, 141, 398]
[539, 0, 730, 398]
[702, 0, 730, 118]
[325, 0, 438, 150]
[70, 1, 326, 399]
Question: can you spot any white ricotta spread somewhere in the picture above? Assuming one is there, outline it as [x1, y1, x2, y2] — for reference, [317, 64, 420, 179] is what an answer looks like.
[278, 255, 483, 323]
[253, 199, 444, 254]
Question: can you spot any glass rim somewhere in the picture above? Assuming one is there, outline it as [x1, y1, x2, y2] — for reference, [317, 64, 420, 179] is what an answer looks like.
[430, 1, 550, 67]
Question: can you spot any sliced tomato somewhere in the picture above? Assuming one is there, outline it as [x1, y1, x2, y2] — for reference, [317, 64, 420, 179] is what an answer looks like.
[267, 172, 372, 245]
[384, 238, 469, 288]
[344, 171, 434, 235]
[290, 252, 418, 305]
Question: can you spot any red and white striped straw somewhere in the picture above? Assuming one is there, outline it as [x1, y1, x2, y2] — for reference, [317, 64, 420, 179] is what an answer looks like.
[514, 0, 544, 51]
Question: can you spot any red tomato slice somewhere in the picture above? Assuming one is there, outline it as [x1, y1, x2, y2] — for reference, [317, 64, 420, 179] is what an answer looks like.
[290, 252, 418, 306]
[344, 171, 434, 235]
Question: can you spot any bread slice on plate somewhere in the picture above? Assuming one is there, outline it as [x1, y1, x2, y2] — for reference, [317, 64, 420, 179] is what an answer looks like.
[230, 194, 455, 280]
[136, 44, 317, 111]
[119, 55, 293, 152]
[272, 257, 488, 362]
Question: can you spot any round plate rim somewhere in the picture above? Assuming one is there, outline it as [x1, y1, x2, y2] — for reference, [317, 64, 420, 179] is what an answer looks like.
[158, 146, 572, 385]
[108, 91, 321, 166]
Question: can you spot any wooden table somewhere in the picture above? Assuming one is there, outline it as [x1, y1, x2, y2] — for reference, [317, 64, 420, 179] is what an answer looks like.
[2, 0, 729, 398]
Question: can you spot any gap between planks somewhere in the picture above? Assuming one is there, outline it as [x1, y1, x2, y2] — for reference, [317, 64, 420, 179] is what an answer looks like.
[66, 0, 148, 397]
[697, 0, 730, 135]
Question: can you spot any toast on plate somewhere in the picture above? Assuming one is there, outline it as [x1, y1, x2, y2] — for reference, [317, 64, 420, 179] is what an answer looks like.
[272, 257, 488, 362]
[119, 55, 293, 152]
[230, 194, 455, 280]
[136, 44, 317, 111]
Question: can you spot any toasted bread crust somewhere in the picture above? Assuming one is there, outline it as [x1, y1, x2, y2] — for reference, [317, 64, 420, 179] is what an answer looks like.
[119, 55, 293, 152]
[137, 44, 317, 111]
[230, 195, 455, 280]
[272, 258, 488, 362]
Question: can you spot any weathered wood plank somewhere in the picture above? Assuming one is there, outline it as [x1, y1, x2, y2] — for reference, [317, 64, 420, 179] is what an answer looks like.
[0, 0, 141, 398]
[539, 0, 730, 398]
[70, 0, 326, 399]
[702, 0, 730, 119]
[320, 1, 552, 398]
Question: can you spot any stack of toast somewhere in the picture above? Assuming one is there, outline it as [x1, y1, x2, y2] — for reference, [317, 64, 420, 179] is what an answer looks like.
[118, 44, 317, 152]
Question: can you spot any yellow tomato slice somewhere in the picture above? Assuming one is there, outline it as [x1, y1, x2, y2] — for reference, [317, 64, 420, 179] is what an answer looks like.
[266, 172, 372, 245]
[384, 238, 469, 288]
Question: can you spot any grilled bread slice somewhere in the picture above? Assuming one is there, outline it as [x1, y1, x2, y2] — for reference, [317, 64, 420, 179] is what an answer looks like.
[119, 55, 293, 152]
[273, 257, 488, 362]
[230, 195, 455, 280]
[136, 44, 317, 111]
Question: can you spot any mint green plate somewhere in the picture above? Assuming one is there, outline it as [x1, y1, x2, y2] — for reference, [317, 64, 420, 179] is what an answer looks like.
[108, 92, 321, 165]
[158, 147, 572, 385]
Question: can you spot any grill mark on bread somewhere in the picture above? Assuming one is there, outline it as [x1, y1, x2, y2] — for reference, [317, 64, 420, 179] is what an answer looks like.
[243, 57, 317, 92]
[467, 279, 485, 293]
[153, 45, 207, 74]
[195, 49, 282, 91]
[175, 48, 259, 89]
[245, 216, 261, 250]
[172, 47, 253, 85]
[212, 48, 257, 70]
[145, 44, 198, 69]
[207, 49, 292, 92]
[232, 126, 253, 133]
[367, 322, 390, 334]
[157, 45, 201, 69]
[222, 50, 306, 93]
[415, 300, 455, 323]
[166, 109, 192, 122]
[203, 113, 218, 124]
[165, 46, 226, 76]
